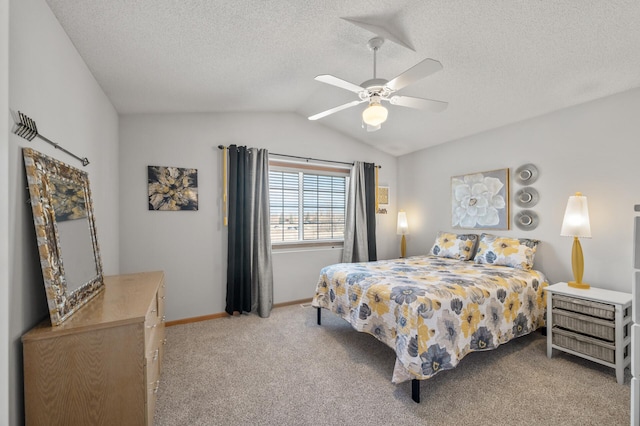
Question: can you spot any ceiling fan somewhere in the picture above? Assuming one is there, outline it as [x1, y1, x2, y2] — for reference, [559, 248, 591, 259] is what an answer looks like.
[308, 37, 448, 131]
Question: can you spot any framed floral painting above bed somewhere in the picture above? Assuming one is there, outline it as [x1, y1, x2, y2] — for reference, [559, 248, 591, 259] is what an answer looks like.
[451, 168, 509, 230]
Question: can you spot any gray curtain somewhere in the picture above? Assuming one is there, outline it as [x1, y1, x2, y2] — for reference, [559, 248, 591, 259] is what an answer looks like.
[248, 149, 273, 317]
[342, 161, 371, 263]
[226, 145, 273, 318]
[363, 162, 377, 261]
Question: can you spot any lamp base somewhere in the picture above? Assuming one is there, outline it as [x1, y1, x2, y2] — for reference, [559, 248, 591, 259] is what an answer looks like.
[568, 237, 589, 290]
[567, 281, 590, 290]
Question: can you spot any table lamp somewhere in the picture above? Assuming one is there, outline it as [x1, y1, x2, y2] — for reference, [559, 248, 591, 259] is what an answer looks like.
[560, 192, 592, 289]
[397, 211, 409, 258]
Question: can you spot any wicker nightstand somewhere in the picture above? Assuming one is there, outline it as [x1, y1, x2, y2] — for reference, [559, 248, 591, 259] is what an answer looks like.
[545, 282, 632, 384]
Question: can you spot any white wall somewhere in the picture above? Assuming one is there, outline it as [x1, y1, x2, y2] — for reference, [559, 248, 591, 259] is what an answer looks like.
[1, 0, 10, 424]
[398, 88, 640, 293]
[119, 112, 398, 321]
[8, 0, 119, 424]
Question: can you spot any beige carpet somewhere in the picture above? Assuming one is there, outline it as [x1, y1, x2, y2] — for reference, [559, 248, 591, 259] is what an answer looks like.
[154, 304, 630, 426]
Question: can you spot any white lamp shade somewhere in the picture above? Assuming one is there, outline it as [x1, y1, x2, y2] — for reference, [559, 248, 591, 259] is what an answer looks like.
[560, 193, 592, 238]
[397, 211, 409, 235]
[362, 102, 388, 126]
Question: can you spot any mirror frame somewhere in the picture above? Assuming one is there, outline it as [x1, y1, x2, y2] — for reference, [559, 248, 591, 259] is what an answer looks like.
[23, 147, 104, 326]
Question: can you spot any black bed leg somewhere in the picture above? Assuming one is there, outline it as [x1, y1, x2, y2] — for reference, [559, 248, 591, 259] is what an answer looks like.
[317, 307, 322, 325]
[411, 379, 420, 403]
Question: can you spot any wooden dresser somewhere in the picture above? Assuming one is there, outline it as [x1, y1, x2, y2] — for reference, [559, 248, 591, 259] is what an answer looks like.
[22, 271, 166, 426]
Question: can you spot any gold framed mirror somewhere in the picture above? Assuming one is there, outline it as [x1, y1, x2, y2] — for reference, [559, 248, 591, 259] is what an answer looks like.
[23, 147, 104, 326]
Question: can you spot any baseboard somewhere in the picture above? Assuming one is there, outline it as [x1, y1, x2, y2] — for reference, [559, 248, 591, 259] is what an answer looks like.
[273, 297, 312, 308]
[165, 297, 313, 327]
[165, 312, 228, 327]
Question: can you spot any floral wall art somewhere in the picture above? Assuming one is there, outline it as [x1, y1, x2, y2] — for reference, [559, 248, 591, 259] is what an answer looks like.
[148, 165, 198, 211]
[451, 168, 509, 230]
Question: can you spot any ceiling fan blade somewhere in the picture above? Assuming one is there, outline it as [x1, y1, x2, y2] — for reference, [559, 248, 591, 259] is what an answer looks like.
[314, 75, 364, 94]
[389, 95, 448, 112]
[308, 100, 364, 121]
[386, 59, 443, 91]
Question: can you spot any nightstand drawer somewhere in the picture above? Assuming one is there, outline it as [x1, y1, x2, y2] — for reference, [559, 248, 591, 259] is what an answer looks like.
[552, 308, 615, 341]
[552, 326, 616, 363]
[552, 294, 615, 320]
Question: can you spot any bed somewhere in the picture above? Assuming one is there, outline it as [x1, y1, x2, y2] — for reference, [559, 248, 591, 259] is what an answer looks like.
[311, 232, 548, 402]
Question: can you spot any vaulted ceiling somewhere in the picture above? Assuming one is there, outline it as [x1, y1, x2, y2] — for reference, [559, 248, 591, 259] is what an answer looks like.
[45, 0, 640, 156]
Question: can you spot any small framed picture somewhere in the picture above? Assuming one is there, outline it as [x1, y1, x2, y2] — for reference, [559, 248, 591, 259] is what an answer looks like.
[377, 186, 389, 214]
[148, 165, 198, 211]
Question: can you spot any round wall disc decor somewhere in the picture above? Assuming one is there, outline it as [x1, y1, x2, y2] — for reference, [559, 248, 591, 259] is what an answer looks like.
[515, 210, 539, 230]
[515, 164, 539, 185]
[515, 187, 539, 207]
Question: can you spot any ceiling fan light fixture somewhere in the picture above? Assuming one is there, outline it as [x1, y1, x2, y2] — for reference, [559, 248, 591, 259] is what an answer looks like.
[309, 37, 446, 127]
[362, 101, 388, 126]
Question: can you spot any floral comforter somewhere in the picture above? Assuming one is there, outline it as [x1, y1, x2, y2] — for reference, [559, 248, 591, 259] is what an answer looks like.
[311, 255, 548, 383]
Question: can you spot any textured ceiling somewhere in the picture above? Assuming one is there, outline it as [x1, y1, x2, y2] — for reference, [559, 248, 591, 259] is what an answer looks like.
[45, 0, 640, 156]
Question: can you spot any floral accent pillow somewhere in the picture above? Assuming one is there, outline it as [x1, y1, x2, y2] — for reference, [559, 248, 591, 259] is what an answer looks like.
[430, 232, 479, 261]
[474, 233, 539, 270]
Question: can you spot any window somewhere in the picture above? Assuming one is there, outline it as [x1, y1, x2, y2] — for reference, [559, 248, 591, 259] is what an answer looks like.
[269, 162, 348, 245]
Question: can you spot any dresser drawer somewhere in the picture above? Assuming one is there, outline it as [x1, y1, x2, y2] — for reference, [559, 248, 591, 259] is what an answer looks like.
[147, 343, 161, 369]
[146, 348, 161, 394]
[145, 293, 161, 324]
[552, 326, 616, 363]
[157, 326, 166, 370]
[552, 294, 615, 320]
[158, 280, 166, 315]
[146, 356, 161, 426]
[145, 287, 165, 347]
[145, 321, 158, 348]
[552, 308, 615, 341]
[147, 322, 163, 365]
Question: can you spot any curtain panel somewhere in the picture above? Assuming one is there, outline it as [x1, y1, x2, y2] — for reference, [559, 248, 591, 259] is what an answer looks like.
[364, 162, 377, 261]
[225, 145, 273, 318]
[342, 161, 377, 263]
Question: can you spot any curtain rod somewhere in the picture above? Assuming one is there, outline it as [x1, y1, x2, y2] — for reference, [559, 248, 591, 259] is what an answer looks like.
[216, 145, 381, 169]
[13, 111, 90, 166]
